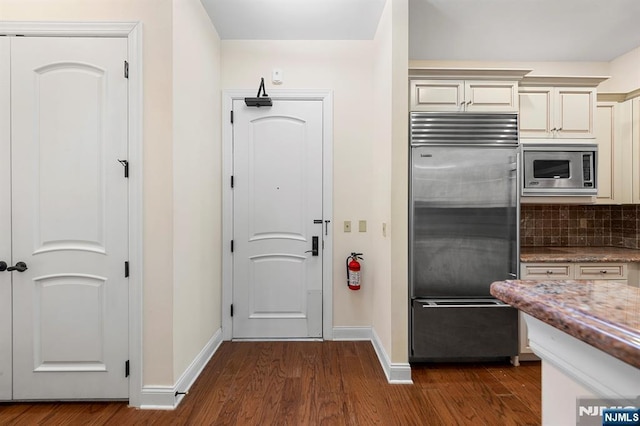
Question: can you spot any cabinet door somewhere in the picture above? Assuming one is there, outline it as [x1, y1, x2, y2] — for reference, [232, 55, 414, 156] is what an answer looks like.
[555, 88, 596, 138]
[633, 98, 640, 203]
[596, 101, 632, 204]
[596, 103, 614, 203]
[465, 81, 518, 112]
[519, 87, 554, 138]
[410, 80, 464, 111]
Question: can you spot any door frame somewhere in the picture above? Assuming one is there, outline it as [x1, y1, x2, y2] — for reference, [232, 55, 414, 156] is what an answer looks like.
[0, 21, 144, 406]
[222, 90, 333, 341]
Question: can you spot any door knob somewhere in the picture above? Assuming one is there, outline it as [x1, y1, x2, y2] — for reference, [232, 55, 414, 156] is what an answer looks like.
[7, 261, 28, 272]
[0, 261, 6, 272]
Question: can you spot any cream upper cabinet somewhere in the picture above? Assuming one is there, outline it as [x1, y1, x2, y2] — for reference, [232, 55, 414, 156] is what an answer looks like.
[595, 101, 633, 204]
[519, 86, 596, 138]
[410, 79, 519, 112]
[633, 98, 640, 203]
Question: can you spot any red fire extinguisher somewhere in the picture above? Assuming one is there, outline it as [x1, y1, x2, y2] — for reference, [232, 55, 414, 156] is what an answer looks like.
[346, 252, 363, 290]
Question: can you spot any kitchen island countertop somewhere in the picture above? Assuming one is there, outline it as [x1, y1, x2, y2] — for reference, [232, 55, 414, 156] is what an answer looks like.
[520, 246, 640, 263]
[490, 279, 640, 369]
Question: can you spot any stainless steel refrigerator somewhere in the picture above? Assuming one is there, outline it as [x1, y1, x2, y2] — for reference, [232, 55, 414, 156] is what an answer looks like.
[409, 112, 519, 362]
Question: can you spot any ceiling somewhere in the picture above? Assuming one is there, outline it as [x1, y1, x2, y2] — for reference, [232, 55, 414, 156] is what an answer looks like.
[200, 0, 387, 40]
[202, 0, 640, 62]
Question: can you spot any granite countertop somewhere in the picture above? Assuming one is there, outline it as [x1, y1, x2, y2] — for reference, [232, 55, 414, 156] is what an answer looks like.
[490, 279, 640, 369]
[520, 246, 640, 263]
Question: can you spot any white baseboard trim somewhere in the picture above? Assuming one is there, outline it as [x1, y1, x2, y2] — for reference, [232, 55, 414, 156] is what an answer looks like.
[332, 326, 412, 384]
[371, 328, 413, 384]
[139, 328, 223, 410]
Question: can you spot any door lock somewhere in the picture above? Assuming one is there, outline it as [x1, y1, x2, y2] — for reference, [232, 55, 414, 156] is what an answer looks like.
[7, 261, 28, 272]
[305, 236, 319, 256]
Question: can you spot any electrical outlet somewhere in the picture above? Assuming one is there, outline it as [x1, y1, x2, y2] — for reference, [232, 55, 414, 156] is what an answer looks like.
[579, 218, 588, 228]
[344, 221, 351, 232]
[359, 220, 367, 232]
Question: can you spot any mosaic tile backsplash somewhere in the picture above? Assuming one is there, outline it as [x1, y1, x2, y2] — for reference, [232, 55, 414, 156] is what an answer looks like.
[520, 204, 640, 249]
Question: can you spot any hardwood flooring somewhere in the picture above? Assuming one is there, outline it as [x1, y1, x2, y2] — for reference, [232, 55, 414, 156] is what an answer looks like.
[0, 341, 541, 425]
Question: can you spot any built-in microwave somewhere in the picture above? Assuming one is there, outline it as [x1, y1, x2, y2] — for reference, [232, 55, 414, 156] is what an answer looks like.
[521, 143, 598, 196]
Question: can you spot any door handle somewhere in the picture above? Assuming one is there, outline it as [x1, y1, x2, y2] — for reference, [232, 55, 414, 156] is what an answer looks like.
[7, 261, 28, 272]
[305, 236, 319, 256]
[0, 261, 6, 272]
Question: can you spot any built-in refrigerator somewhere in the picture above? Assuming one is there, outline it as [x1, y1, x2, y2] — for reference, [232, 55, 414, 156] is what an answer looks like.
[409, 112, 519, 362]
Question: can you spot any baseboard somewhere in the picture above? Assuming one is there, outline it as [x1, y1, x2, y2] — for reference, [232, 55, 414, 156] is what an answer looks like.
[371, 328, 413, 384]
[139, 328, 223, 410]
[333, 326, 412, 384]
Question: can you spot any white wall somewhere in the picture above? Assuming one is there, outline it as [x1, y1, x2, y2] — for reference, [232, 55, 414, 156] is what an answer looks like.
[389, 0, 409, 363]
[370, 0, 393, 362]
[601, 45, 640, 93]
[172, 0, 222, 382]
[221, 41, 377, 327]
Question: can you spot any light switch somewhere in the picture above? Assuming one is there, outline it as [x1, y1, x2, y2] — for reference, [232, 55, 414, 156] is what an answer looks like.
[272, 68, 283, 84]
[344, 221, 351, 232]
[359, 220, 367, 232]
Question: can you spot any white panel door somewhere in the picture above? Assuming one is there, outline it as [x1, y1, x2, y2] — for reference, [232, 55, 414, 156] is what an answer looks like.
[0, 37, 12, 401]
[232, 100, 323, 338]
[9, 37, 129, 399]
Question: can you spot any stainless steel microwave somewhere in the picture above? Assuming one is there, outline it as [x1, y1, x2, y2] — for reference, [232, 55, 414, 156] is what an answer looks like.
[521, 143, 598, 196]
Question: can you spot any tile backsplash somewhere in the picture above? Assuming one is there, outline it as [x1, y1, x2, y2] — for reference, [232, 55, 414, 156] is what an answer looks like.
[520, 204, 640, 249]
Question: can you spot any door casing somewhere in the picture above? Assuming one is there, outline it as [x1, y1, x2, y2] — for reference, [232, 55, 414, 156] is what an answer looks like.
[0, 21, 143, 406]
[222, 90, 334, 340]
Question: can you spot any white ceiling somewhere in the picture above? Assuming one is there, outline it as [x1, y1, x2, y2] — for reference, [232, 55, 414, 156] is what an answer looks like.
[200, 0, 387, 40]
[202, 0, 640, 62]
[410, 0, 640, 62]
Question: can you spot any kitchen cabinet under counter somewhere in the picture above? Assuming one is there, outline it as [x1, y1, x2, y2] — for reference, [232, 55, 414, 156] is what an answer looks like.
[518, 246, 640, 361]
[490, 279, 640, 426]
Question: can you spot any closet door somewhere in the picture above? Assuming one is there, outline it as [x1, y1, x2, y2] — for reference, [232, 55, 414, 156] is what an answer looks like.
[9, 36, 130, 400]
[0, 36, 12, 401]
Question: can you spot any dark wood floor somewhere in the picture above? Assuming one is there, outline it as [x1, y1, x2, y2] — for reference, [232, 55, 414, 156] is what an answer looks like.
[0, 341, 541, 425]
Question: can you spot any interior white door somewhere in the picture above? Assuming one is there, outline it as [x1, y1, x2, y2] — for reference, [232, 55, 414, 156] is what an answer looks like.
[9, 37, 129, 399]
[232, 99, 323, 338]
[0, 36, 12, 401]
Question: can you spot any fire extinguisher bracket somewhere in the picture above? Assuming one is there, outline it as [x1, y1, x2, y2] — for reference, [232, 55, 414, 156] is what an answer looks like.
[346, 252, 363, 290]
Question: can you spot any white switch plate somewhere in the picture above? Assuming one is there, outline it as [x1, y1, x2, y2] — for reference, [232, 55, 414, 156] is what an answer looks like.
[272, 68, 283, 84]
[344, 221, 351, 232]
[359, 220, 367, 232]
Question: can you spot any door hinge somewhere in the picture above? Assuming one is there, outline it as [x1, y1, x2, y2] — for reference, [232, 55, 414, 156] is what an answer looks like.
[118, 159, 129, 178]
[231, 175, 234, 188]
[125, 360, 130, 377]
[231, 240, 234, 253]
[124, 60, 129, 79]
[230, 304, 233, 317]
[230, 110, 234, 124]
[125, 261, 130, 278]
